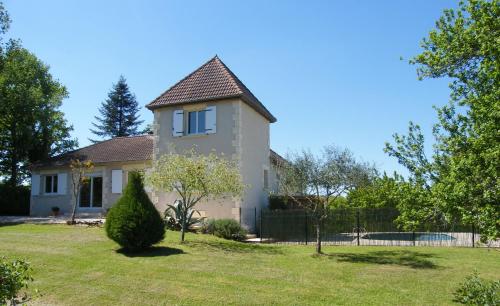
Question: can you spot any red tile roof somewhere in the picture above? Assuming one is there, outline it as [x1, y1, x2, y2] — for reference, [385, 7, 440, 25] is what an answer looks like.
[33, 134, 283, 170]
[146, 56, 277, 123]
[33, 135, 153, 168]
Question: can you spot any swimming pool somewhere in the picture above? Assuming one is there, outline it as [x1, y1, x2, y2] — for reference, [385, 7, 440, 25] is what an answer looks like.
[362, 232, 455, 241]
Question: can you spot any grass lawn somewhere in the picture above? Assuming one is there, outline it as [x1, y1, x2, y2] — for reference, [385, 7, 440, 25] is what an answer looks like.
[0, 224, 499, 305]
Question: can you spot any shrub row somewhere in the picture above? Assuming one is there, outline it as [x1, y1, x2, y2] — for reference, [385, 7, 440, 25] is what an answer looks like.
[0, 184, 30, 216]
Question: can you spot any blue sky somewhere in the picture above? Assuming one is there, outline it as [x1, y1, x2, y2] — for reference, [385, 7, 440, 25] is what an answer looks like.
[4, 0, 457, 175]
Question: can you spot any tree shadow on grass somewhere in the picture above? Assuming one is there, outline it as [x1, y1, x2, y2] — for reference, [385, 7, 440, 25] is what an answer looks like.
[116, 246, 185, 258]
[0, 222, 24, 227]
[184, 240, 284, 255]
[327, 250, 440, 269]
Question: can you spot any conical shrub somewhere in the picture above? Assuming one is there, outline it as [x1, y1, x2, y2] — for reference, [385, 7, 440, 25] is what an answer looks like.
[105, 171, 165, 251]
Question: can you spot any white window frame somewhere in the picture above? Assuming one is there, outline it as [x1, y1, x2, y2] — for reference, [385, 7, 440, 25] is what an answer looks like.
[78, 174, 103, 208]
[187, 110, 206, 135]
[44, 174, 58, 194]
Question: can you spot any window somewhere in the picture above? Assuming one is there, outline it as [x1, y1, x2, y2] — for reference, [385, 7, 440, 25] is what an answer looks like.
[188, 110, 206, 134]
[173, 106, 216, 137]
[79, 176, 103, 208]
[264, 169, 269, 189]
[44, 175, 58, 194]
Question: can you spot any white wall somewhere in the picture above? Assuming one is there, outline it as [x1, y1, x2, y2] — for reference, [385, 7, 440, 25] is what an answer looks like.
[30, 162, 150, 216]
[152, 98, 273, 231]
[238, 101, 271, 230]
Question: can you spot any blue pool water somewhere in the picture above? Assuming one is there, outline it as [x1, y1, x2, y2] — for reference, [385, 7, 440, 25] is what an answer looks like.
[362, 232, 455, 241]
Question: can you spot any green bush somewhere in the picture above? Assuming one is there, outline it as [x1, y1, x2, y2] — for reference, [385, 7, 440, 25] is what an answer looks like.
[0, 257, 33, 305]
[201, 219, 247, 241]
[0, 184, 30, 216]
[200, 219, 216, 234]
[454, 272, 499, 305]
[105, 172, 165, 251]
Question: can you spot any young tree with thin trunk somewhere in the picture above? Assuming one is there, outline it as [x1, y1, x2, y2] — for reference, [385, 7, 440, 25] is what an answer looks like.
[69, 159, 94, 224]
[277, 146, 375, 254]
[147, 149, 244, 242]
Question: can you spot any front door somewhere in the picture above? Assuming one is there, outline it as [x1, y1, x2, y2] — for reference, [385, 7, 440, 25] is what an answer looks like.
[79, 176, 103, 208]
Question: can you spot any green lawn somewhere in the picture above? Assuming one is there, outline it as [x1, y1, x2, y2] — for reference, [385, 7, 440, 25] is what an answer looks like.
[0, 224, 498, 305]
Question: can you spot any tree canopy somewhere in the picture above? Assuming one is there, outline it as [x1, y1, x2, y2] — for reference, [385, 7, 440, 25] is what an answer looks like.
[90, 76, 143, 142]
[346, 173, 400, 209]
[0, 3, 76, 186]
[385, 0, 499, 241]
[0, 2, 10, 39]
[0, 41, 76, 186]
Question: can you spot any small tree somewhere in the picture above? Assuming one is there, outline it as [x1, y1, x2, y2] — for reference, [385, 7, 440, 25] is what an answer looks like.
[147, 149, 244, 242]
[105, 171, 165, 251]
[69, 159, 94, 224]
[277, 146, 375, 254]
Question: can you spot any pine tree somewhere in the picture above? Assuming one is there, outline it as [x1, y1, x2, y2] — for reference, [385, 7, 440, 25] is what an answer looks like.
[90, 76, 143, 142]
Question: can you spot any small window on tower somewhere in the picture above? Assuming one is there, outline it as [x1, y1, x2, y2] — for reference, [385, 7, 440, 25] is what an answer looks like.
[188, 110, 206, 134]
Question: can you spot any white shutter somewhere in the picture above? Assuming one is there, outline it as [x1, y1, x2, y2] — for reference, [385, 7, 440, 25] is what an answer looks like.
[205, 106, 216, 134]
[112, 170, 123, 194]
[58, 173, 67, 195]
[172, 110, 184, 137]
[31, 174, 40, 196]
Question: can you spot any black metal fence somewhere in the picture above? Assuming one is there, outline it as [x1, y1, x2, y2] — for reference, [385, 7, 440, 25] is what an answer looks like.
[259, 208, 492, 247]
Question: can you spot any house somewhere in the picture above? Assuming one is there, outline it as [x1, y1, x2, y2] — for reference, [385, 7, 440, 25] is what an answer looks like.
[30, 56, 281, 230]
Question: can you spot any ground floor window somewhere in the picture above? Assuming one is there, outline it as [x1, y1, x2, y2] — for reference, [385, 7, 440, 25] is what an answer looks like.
[79, 176, 102, 208]
[44, 175, 58, 194]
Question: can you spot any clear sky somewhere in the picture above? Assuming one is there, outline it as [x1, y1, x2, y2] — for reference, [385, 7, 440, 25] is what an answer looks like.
[3, 0, 458, 175]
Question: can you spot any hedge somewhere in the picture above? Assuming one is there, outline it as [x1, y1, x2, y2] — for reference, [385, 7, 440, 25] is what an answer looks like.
[0, 184, 30, 216]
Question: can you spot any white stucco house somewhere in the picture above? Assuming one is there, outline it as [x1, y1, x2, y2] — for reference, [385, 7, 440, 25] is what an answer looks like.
[30, 56, 283, 230]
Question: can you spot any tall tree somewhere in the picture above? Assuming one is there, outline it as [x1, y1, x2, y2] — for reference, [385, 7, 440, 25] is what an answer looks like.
[347, 173, 401, 209]
[90, 76, 143, 142]
[277, 146, 375, 254]
[0, 40, 76, 186]
[385, 0, 499, 241]
[0, 1, 10, 39]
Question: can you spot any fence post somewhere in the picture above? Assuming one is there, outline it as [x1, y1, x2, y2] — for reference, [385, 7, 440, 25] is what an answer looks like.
[305, 212, 308, 245]
[471, 223, 475, 248]
[356, 210, 360, 246]
[254, 207, 257, 235]
[239, 207, 242, 226]
[259, 209, 263, 242]
[412, 231, 416, 246]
